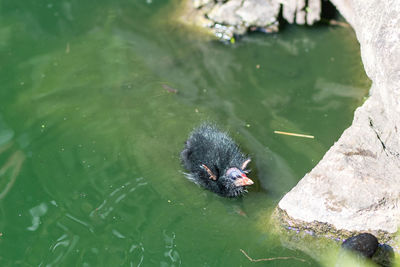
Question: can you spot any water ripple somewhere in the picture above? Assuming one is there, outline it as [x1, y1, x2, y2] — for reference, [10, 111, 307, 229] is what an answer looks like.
[90, 177, 147, 220]
[65, 213, 94, 233]
[162, 230, 181, 266]
[27, 203, 48, 231]
[129, 242, 144, 267]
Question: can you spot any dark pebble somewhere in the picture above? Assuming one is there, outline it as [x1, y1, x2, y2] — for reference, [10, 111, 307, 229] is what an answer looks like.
[341, 233, 379, 258]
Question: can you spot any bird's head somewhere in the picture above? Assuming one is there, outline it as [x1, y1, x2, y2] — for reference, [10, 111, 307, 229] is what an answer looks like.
[218, 167, 254, 197]
[225, 167, 254, 187]
[201, 159, 254, 197]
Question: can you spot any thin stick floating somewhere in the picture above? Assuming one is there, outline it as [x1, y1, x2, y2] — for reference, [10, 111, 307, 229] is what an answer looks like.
[162, 84, 178, 94]
[274, 130, 314, 139]
[240, 249, 308, 264]
[329, 19, 350, 28]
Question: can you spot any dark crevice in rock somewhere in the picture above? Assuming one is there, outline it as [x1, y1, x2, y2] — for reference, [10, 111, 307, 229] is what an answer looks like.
[369, 117, 388, 155]
[320, 0, 337, 20]
[275, 4, 286, 31]
[369, 117, 400, 157]
[343, 149, 376, 158]
[361, 198, 388, 213]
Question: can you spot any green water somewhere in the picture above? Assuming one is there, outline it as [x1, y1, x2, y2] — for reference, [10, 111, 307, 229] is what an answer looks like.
[0, 0, 370, 266]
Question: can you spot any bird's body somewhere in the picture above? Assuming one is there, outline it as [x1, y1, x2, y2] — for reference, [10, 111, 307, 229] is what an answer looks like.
[181, 124, 253, 197]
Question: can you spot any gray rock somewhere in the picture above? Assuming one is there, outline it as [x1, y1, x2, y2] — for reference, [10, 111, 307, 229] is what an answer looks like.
[372, 244, 395, 267]
[281, 0, 320, 26]
[236, 0, 280, 27]
[207, 0, 280, 39]
[306, 0, 321, 25]
[277, 0, 400, 241]
[213, 23, 246, 41]
[183, 0, 321, 40]
[192, 0, 213, 9]
[281, 0, 297, 24]
[207, 0, 243, 26]
[295, 0, 306, 25]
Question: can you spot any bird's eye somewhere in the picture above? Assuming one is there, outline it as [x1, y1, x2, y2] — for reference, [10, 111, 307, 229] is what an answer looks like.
[226, 168, 242, 180]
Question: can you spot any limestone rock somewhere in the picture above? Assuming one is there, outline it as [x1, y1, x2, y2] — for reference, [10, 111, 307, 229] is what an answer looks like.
[281, 0, 297, 24]
[192, 0, 213, 9]
[278, 0, 400, 240]
[207, 0, 243, 26]
[183, 0, 321, 40]
[236, 0, 280, 27]
[306, 0, 321, 25]
[279, 97, 400, 235]
[207, 0, 280, 39]
[295, 0, 306, 25]
[281, 0, 321, 25]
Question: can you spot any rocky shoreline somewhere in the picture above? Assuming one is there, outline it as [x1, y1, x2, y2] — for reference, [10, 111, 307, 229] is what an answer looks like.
[278, 0, 400, 244]
[181, 0, 400, 245]
[181, 0, 322, 41]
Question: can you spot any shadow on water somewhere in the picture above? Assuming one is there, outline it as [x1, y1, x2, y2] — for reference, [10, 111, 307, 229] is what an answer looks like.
[0, 0, 370, 266]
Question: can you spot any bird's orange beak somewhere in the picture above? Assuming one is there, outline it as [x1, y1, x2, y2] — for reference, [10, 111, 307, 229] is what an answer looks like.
[233, 174, 254, 187]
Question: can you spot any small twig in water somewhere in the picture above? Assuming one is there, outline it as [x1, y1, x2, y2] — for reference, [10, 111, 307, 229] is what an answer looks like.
[328, 19, 350, 28]
[240, 249, 308, 264]
[274, 130, 314, 139]
[162, 84, 178, 94]
[0, 141, 13, 155]
[66, 42, 70, 54]
[0, 151, 25, 200]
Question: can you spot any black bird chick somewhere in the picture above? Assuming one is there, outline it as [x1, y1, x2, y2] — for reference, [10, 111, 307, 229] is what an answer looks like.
[181, 123, 253, 197]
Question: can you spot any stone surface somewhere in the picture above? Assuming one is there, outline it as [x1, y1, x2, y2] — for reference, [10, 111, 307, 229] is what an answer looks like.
[181, 0, 322, 40]
[307, 0, 321, 25]
[281, 0, 321, 25]
[278, 0, 400, 238]
[341, 233, 379, 258]
[207, 0, 243, 26]
[192, 0, 213, 9]
[281, 0, 297, 24]
[295, 0, 306, 24]
[236, 0, 280, 27]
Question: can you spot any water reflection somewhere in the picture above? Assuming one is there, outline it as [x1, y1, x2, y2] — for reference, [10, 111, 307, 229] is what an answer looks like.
[27, 203, 48, 231]
[0, 117, 25, 200]
[90, 178, 147, 220]
[162, 230, 181, 266]
[129, 242, 145, 266]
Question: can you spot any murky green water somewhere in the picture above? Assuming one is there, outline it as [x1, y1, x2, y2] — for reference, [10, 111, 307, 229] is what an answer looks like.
[0, 0, 370, 266]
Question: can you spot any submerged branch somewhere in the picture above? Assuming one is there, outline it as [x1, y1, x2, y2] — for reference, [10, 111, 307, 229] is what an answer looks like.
[240, 249, 308, 264]
[0, 151, 25, 200]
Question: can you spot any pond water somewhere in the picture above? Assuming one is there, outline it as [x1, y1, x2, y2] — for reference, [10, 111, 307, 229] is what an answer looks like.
[0, 0, 370, 266]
